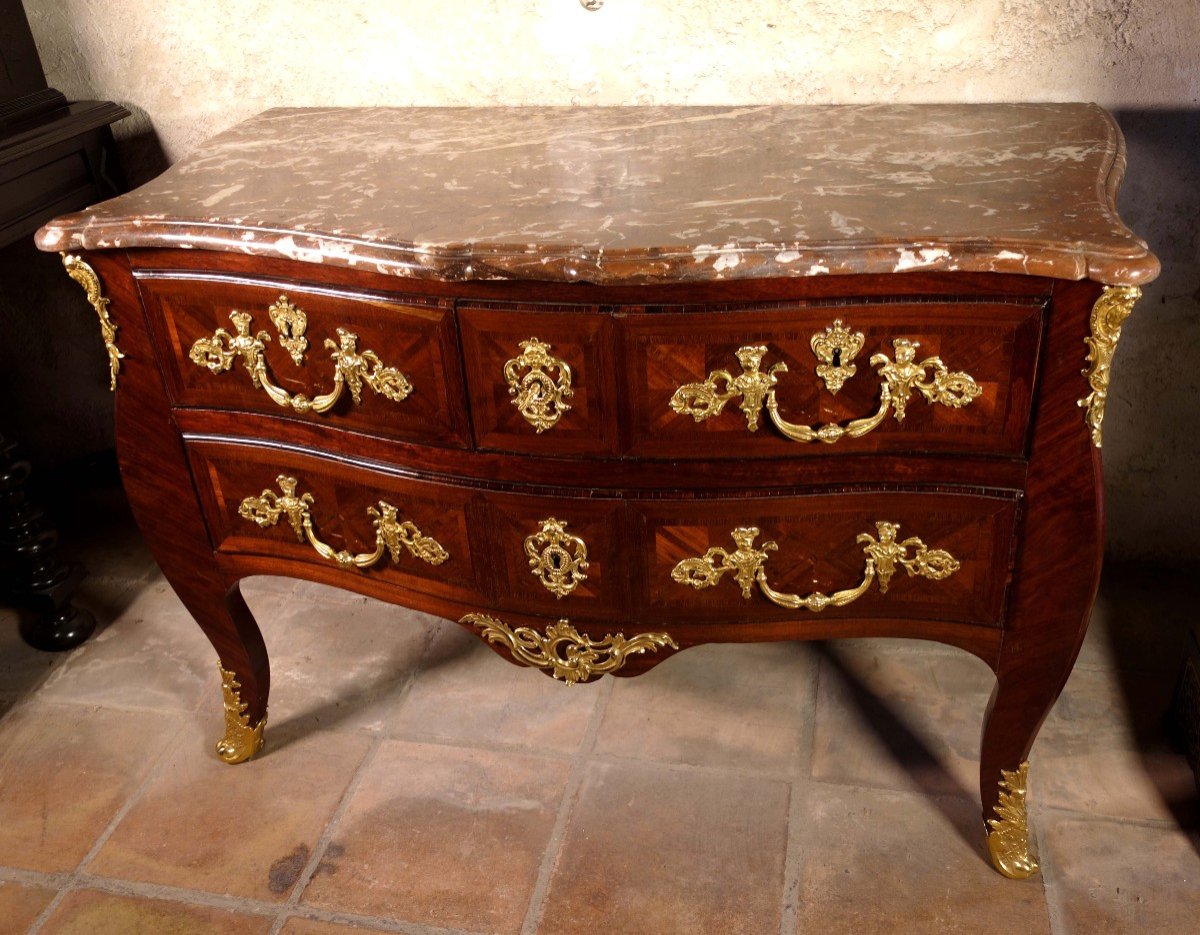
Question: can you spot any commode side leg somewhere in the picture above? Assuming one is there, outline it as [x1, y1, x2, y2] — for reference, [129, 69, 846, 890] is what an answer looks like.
[73, 251, 270, 763]
[980, 646, 1091, 879]
[978, 281, 1122, 877]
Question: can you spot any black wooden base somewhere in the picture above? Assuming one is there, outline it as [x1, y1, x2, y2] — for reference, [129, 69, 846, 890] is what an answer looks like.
[0, 434, 96, 652]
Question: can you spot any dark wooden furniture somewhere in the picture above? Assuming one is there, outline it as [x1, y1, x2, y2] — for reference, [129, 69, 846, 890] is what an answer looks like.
[0, 0, 127, 650]
[36, 104, 1158, 879]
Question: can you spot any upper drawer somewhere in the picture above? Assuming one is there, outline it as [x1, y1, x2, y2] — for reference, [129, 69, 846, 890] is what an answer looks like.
[619, 300, 1043, 459]
[457, 304, 620, 456]
[137, 272, 471, 448]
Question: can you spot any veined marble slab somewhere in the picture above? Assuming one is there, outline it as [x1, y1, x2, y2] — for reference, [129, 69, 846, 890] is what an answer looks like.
[36, 104, 1158, 286]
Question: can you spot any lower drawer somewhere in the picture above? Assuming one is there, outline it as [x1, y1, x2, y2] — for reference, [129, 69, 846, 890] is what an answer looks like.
[189, 441, 487, 604]
[187, 438, 1018, 630]
[638, 491, 1017, 628]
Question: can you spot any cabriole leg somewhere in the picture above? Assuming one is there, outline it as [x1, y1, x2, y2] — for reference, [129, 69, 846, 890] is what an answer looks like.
[979, 676, 1054, 879]
[79, 251, 272, 764]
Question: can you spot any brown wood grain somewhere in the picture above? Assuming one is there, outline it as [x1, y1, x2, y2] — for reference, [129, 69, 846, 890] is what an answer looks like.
[92, 250, 270, 727]
[977, 275, 1106, 831]
[136, 270, 471, 449]
[620, 299, 1043, 459]
[457, 302, 619, 456]
[86, 243, 1108, 864]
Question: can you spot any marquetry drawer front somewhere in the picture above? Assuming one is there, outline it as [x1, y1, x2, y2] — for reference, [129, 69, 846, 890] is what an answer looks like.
[138, 273, 471, 448]
[187, 441, 484, 603]
[457, 304, 620, 456]
[639, 490, 1018, 628]
[477, 489, 627, 617]
[619, 300, 1043, 458]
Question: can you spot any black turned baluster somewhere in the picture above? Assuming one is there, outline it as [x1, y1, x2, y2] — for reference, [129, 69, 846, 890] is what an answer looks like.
[0, 433, 95, 650]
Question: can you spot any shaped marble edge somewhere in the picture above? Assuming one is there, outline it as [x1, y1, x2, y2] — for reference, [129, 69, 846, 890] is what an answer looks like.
[33, 104, 1160, 287]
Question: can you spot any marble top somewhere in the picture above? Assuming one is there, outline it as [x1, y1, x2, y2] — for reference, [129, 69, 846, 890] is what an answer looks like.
[36, 104, 1159, 286]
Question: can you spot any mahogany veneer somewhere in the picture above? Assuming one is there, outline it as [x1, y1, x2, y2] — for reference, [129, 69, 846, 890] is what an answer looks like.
[37, 105, 1159, 881]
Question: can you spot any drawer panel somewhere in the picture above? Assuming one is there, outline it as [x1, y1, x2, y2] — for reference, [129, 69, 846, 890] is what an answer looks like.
[478, 489, 627, 616]
[619, 301, 1042, 458]
[188, 442, 1015, 630]
[188, 441, 485, 603]
[638, 490, 1017, 628]
[457, 304, 620, 456]
[140, 272, 470, 448]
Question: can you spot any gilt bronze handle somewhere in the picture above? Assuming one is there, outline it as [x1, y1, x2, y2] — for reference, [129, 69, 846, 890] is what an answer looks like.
[237, 475, 447, 570]
[669, 333, 981, 444]
[671, 521, 959, 611]
[189, 297, 412, 414]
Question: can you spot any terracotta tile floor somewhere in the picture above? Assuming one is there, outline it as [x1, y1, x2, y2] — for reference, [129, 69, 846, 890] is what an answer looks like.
[1, 482, 1198, 934]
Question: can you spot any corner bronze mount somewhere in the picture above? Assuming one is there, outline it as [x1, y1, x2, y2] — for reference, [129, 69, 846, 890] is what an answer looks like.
[62, 253, 123, 390]
[1078, 285, 1140, 448]
[216, 663, 266, 764]
[986, 761, 1038, 879]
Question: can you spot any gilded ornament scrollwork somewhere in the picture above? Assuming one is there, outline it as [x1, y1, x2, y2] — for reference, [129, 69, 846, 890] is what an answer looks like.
[503, 338, 574, 432]
[671, 521, 959, 612]
[462, 613, 677, 684]
[1077, 285, 1140, 448]
[188, 301, 412, 414]
[810, 319, 865, 394]
[62, 253, 124, 390]
[524, 517, 590, 598]
[986, 761, 1039, 879]
[670, 339, 981, 444]
[238, 474, 448, 570]
[216, 663, 266, 764]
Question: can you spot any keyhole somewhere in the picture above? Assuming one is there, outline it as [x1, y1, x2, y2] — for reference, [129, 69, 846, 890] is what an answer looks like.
[832, 348, 842, 367]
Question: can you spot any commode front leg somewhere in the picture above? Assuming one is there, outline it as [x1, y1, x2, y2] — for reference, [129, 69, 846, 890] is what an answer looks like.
[78, 251, 273, 764]
[120, 412, 271, 764]
[974, 279, 1114, 879]
[978, 660, 1072, 880]
[210, 583, 269, 763]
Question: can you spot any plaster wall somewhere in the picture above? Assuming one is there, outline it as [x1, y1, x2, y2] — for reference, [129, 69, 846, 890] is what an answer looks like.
[7, 0, 1200, 565]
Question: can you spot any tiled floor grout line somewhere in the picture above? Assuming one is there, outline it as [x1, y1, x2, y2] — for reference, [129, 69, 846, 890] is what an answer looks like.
[1038, 803, 1189, 830]
[384, 729, 577, 762]
[1035, 805, 1068, 935]
[267, 622, 446, 935]
[35, 874, 282, 921]
[0, 866, 71, 889]
[24, 710, 192, 934]
[777, 781, 803, 935]
[778, 645, 826, 935]
[519, 676, 615, 935]
[272, 905, 485, 935]
[805, 772, 977, 802]
[22, 868, 486, 935]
